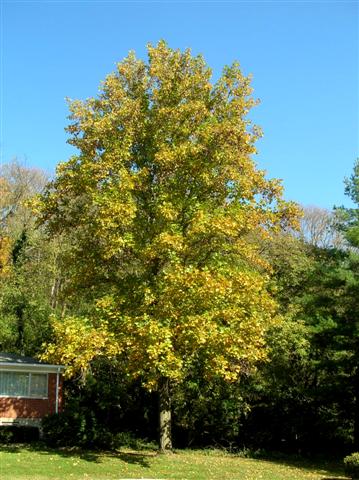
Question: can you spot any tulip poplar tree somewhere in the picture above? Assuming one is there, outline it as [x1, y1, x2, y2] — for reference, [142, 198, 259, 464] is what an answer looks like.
[37, 42, 299, 451]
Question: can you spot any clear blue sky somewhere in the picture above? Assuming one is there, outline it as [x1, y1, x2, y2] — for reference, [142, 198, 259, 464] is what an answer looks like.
[1, 1, 358, 208]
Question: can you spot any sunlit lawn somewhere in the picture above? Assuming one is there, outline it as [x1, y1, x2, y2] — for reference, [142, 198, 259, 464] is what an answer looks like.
[0, 445, 347, 480]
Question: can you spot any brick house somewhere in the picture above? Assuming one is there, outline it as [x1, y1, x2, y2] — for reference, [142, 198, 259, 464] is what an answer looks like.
[0, 352, 64, 430]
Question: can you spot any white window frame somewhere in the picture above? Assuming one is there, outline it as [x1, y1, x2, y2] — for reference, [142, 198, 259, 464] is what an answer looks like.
[0, 371, 48, 399]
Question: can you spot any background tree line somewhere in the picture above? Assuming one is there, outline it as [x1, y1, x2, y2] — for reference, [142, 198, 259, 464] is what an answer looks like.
[0, 43, 357, 454]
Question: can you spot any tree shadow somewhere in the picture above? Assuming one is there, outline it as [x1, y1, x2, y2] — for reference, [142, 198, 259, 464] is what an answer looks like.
[0, 443, 154, 468]
[253, 453, 346, 479]
[320, 477, 348, 480]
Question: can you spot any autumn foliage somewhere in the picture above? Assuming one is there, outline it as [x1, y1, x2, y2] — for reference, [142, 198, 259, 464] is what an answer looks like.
[36, 42, 300, 448]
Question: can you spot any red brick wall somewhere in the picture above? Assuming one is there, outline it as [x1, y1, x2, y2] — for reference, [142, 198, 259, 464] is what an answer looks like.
[0, 373, 63, 419]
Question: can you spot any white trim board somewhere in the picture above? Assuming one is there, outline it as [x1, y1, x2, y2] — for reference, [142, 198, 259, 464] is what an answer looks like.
[0, 364, 64, 374]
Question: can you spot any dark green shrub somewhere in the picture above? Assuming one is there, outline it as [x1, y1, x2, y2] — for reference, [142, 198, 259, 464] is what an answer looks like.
[41, 401, 152, 450]
[0, 426, 39, 444]
[113, 431, 157, 450]
[42, 405, 115, 449]
[344, 452, 359, 479]
[0, 427, 15, 443]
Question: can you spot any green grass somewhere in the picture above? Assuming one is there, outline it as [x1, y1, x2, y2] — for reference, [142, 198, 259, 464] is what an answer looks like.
[0, 445, 347, 480]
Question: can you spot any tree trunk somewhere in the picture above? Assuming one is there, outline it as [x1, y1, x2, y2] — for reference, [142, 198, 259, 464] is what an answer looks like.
[159, 376, 172, 452]
[15, 303, 25, 355]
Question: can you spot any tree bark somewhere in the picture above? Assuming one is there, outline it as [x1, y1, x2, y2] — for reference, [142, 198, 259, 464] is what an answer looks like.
[15, 303, 25, 355]
[159, 376, 172, 452]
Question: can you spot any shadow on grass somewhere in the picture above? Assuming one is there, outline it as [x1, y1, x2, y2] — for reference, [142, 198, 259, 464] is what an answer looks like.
[254, 453, 346, 479]
[0, 443, 349, 477]
[0, 442, 154, 468]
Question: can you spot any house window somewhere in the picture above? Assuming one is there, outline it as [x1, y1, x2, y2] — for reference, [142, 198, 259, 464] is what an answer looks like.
[0, 372, 48, 398]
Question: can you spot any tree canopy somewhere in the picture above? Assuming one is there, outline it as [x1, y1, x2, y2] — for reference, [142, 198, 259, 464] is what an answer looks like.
[36, 42, 300, 449]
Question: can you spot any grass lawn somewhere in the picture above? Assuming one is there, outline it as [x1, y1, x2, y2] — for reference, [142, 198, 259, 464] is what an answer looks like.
[0, 445, 347, 480]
